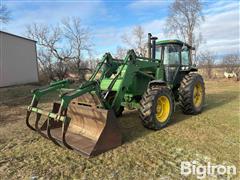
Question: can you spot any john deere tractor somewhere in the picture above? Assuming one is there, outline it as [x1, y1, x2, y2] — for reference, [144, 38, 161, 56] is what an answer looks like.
[26, 33, 205, 157]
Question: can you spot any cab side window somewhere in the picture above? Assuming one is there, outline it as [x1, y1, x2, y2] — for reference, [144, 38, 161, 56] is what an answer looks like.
[181, 49, 190, 65]
[155, 46, 162, 60]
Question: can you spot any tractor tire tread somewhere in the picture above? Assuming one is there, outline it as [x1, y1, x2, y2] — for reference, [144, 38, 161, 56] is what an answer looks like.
[178, 73, 205, 115]
[139, 85, 173, 130]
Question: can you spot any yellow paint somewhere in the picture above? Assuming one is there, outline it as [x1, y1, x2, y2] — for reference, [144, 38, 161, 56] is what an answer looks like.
[193, 82, 203, 108]
[156, 96, 170, 122]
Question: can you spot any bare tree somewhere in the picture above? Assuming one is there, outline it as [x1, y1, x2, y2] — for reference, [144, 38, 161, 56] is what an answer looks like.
[37, 49, 55, 81]
[26, 23, 71, 80]
[26, 18, 93, 81]
[0, 4, 10, 24]
[62, 17, 92, 81]
[115, 46, 127, 59]
[222, 54, 240, 80]
[87, 56, 99, 70]
[198, 51, 215, 79]
[166, 0, 204, 61]
[122, 25, 147, 56]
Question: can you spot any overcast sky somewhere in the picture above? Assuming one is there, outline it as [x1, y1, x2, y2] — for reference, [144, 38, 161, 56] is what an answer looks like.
[1, 0, 240, 58]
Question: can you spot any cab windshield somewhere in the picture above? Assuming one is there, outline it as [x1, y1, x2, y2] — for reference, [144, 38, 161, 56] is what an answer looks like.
[155, 44, 180, 65]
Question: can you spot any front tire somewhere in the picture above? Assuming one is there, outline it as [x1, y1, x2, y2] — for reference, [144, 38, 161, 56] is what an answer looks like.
[179, 73, 205, 114]
[139, 85, 174, 130]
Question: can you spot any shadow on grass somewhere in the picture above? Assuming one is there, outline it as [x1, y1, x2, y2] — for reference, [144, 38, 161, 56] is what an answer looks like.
[119, 108, 193, 144]
[118, 110, 149, 144]
[119, 91, 239, 144]
[203, 91, 239, 112]
[168, 91, 238, 126]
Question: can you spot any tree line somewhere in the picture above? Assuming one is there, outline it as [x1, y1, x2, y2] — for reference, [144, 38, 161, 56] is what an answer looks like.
[26, 17, 95, 82]
[1, 1, 239, 81]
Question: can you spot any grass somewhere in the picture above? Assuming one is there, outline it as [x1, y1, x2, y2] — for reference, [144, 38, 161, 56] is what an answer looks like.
[0, 80, 239, 179]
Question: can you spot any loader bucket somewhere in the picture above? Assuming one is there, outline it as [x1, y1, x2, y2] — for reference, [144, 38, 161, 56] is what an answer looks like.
[35, 99, 122, 157]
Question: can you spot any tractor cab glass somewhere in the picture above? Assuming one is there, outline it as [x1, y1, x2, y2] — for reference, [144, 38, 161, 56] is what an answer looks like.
[155, 46, 162, 60]
[155, 43, 191, 66]
[157, 44, 181, 82]
[181, 45, 190, 66]
[155, 44, 181, 65]
[163, 44, 180, 65]
[156, 43, 191, 82]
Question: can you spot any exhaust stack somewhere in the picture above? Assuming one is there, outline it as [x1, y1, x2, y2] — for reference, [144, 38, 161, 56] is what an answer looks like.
[151, 37, 158, 59]
[147, 33, 158, 59]
[148, 33, 152, 58]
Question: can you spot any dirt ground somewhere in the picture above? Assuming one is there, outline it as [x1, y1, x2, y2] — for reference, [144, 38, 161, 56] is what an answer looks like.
[0, 79, 239, 179]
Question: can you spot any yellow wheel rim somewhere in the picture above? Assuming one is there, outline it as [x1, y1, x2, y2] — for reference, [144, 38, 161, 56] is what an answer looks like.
[193, 82, 203, 108]
[156, 96, 170, 123]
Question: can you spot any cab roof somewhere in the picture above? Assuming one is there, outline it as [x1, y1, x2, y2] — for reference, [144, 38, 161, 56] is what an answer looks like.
[156, 39, 194, 50]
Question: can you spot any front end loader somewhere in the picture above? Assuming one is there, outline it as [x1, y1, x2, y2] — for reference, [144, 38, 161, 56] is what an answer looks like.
[26, 33, 205, 157]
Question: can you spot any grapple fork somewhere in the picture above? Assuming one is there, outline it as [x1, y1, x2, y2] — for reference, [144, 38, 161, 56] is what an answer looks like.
[26, 84, 122, 157]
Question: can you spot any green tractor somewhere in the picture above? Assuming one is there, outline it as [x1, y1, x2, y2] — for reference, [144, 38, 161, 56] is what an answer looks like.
[26, 33, 205, 157]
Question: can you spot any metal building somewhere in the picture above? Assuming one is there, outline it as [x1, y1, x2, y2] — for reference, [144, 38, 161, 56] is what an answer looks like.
[0, 31, 38, 87]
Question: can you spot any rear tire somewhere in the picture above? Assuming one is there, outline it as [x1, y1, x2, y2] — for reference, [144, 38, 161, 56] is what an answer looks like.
[179, 73, 205, 114]
[139, 85, 174, 130]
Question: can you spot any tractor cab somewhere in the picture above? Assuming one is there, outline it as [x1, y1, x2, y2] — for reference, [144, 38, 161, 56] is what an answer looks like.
[156, 40, 195, 82]
[147, 33, 196, 84]
[155, 39, 194, 66]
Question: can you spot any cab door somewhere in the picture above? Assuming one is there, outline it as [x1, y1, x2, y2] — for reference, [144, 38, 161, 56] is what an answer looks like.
[163, 44, 181, 83]
[179, 46, 193, 80]
[181, 45, 191, 67]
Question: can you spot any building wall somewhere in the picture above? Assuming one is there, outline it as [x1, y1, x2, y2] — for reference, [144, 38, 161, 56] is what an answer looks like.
[0, 32, 38, 87]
